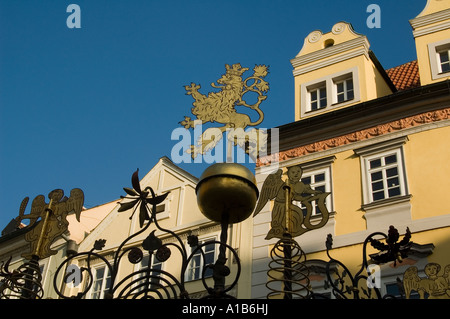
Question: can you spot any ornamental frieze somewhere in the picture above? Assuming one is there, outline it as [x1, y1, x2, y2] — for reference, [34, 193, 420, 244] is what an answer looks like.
[257, 107, 450, 166]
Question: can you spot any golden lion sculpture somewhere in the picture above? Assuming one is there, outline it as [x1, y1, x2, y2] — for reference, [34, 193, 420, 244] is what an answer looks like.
[180, 63, 269, 161]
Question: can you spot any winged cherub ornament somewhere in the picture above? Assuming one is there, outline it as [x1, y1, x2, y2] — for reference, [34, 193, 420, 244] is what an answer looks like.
[253, 165, 330, 240]
[403, 263, 450, 299]
[15, 188, 84, 259]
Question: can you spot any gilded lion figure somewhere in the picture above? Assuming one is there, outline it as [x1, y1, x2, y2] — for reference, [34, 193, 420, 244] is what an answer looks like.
[180, 63, 269, 160]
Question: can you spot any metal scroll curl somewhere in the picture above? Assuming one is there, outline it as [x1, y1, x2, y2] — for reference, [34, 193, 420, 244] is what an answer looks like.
[0, 256, 43, 299]
[266, 236, 310, 299]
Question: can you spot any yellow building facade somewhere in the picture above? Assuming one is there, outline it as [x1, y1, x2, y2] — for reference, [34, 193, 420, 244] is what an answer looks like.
[253, 0, 450, 299]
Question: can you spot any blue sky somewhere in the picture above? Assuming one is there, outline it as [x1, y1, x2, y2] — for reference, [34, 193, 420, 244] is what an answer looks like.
[0, 0, 425, 229]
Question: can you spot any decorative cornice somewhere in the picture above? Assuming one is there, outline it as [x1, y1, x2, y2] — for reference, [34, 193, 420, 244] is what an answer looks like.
[353, 136, 409, 156]
[292, 47, 369, 77]
[409, 8, 450, 29]
[257, 107, 450, 166]
[412, 20, 450, 37]
[291, 36, 370, 69]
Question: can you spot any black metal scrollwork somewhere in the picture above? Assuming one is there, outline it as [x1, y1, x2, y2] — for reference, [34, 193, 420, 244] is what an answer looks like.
[53, 169, 240, 299]
[0, 256, 43, 299]
[320, 226, 411, 299]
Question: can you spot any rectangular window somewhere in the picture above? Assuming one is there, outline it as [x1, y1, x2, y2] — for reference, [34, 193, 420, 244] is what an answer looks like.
[355, 137, 409, 206]
[135, 254, 163, 293]
[308, 84, 327, 112]
[335, 77, 354, 103]
[293, 164, 333, 216]
[186, 238, 217, 281]
[300, 67, 359, 118]
[428, 41, 450, 80]
[300, 171, 327, 216]
[364, 149, 406, 203]
[90, 266, 111, 299]
[438, 49, 450, 74]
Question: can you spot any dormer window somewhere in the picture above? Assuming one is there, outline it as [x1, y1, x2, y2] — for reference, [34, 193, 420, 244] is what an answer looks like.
[300, 67, 360, 118]
[307, 83, 327, 111]
[334, 75, 354, 103]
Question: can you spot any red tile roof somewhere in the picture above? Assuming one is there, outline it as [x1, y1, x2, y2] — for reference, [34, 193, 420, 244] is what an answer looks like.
[385, 60, 421, 91]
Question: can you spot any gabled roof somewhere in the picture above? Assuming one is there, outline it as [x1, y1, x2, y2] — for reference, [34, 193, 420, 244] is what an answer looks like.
[77, 156, 202, 252]
[385, 60, 421, 91]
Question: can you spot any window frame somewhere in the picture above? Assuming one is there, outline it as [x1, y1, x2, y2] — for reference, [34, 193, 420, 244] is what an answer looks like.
[300, 67, 359, 118]
[133, 253, 164, 293]
[333, 75, 354, 104]
[437, 47, 450, 74]
[185, 236, 218, 282]
[428, 39, 450, 80]
[306, 82, 327, 112]
[365, 150, 406, 202]
[355, 138, 409, 205]
[88, 264, 112, 299]
[295, 166, 333, 216]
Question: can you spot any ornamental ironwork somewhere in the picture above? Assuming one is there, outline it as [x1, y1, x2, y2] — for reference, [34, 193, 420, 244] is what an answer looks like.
[0, 62, 445, 301]
[51, 164, 258, 299]
[255, 165, 331, 299]
[253, 165, 330, 240]
[319, 226, 412, 299]
[17, 188, 85, 260]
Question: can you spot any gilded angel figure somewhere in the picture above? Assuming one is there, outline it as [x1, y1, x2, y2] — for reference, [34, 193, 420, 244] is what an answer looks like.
[253, 165, 330, 239]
